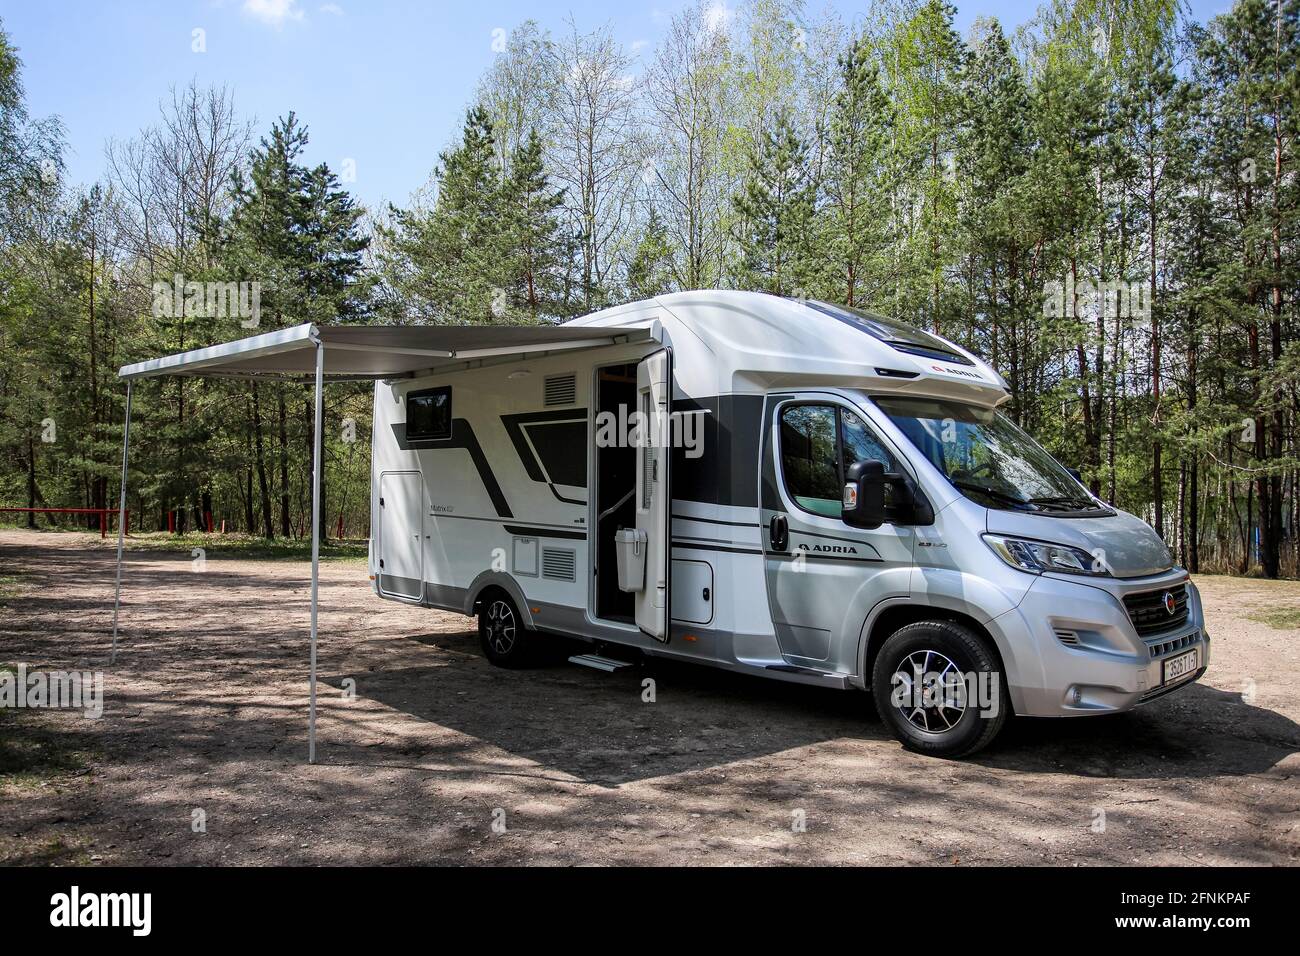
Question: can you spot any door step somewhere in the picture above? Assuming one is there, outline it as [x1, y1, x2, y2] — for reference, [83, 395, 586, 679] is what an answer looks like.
[568, 653, 634, 673]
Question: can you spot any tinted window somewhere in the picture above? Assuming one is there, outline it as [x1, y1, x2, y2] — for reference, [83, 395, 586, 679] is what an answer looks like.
[874, 396, 1101, 514]
[803, 300, 975, 366]
[528, 420, 587, 487]
[842, 410, 896, 471]
[407, 387, 451, 441]
[779, 404, 895, 518]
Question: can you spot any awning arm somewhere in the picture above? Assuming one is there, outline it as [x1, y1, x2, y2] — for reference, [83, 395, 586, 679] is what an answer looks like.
[308, 336, 323, 763]
[110, 379, 133, 664]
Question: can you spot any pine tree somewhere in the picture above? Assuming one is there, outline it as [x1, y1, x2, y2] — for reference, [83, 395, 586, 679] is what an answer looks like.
[626, 205, 676, 300]
[889, 0, 966, 333]
[381, 106, 509, 322]
[820, 36, 894, 307]
[732, 109, 815, 297]
[501, 128, 571, 320]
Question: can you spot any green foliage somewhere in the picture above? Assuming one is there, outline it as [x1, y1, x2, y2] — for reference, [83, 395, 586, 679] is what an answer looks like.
[0, 1, 1297, 577]
[732, 108, 816, 296]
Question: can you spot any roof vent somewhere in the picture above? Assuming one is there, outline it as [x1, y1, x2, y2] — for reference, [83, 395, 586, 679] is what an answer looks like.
[544, 373, 577, 407]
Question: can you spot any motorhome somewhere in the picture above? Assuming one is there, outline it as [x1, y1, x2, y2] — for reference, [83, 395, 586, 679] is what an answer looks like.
[369, 291, 1208, 757]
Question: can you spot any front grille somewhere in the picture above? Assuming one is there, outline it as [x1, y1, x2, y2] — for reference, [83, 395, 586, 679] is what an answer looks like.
[1123, 584, 1189, 638]
[1147, 631, 1198, 659]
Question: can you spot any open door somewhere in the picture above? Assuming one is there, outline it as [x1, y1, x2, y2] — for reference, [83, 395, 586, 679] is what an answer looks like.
[634, 349, 672, 641]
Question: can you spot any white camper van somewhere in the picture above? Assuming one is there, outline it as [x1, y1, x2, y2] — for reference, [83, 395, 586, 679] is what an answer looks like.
[369, 291, 1208, 757]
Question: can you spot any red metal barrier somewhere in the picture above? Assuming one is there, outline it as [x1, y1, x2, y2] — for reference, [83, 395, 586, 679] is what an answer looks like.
[0, 507, 129, 538]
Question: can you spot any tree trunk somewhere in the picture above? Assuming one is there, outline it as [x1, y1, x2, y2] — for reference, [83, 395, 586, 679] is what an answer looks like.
[251, 382, 274, 539]
[277, 388, 291, 538]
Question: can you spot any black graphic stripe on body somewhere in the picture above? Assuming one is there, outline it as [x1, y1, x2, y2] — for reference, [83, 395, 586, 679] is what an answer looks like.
[391, 420, 512, 518]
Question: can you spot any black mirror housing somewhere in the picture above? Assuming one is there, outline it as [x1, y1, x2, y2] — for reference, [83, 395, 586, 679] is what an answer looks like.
[843, 459, 886, 529]
[843, 459, 932, 529]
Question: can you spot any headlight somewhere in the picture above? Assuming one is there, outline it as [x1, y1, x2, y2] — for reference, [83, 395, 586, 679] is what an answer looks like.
[982, 534, 1109, 576]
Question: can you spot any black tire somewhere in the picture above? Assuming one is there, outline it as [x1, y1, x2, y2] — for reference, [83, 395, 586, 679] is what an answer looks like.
[477, 591, 532, 667]
[870, 620, 1007, 758]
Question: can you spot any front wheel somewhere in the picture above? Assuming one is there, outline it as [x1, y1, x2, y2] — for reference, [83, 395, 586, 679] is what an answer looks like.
[477, 592, 533, 667]
[871, 620, 1007, 758]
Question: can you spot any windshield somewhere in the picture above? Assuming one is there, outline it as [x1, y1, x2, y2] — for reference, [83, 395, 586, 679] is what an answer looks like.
[873, 397, 1103, 514]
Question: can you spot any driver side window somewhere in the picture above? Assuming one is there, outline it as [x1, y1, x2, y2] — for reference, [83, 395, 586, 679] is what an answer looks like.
[779, 404, 896, 518]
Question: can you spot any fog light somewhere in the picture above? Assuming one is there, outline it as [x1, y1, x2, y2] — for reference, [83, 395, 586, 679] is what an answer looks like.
[1070, 686, 1083, 705]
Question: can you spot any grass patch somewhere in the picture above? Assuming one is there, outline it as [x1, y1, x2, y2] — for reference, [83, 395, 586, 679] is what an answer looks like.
[1247, 606, 1300, 630]
[0, 574, 22, 607]
[119, 531, 366, 562]
[0, 707, 95, 791]
[0, 834, 97, 867]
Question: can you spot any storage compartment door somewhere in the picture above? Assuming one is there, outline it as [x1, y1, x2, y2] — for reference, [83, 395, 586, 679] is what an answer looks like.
[378, 471, 423, 600]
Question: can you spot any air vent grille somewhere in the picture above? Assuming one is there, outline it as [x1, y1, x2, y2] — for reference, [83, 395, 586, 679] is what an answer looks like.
[1054, 629, 1080, 646]
[541, 547, 577, 581]
[544, 373, 577, 407]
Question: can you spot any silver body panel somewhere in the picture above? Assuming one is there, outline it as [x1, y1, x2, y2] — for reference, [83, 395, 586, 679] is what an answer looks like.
[369, 292, 1207, 718]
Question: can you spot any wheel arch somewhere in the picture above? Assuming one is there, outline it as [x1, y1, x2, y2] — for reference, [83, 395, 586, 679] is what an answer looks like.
[856, 598, 1023, 713]
[465, 570, 536, 629]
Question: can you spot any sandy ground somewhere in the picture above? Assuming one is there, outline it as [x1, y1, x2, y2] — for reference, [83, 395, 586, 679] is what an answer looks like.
[1, 528, 1297, 866]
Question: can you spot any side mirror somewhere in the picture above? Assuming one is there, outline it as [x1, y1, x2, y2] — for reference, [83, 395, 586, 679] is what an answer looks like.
[843, 459, 886, 530]
[1066, 467, 1084, 485]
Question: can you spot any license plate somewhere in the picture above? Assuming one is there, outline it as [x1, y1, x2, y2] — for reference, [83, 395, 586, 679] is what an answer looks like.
[1162, 647, 1199, 685]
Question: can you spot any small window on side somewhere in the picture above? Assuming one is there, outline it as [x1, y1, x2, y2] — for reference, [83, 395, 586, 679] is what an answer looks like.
[406, 387, 452, 441]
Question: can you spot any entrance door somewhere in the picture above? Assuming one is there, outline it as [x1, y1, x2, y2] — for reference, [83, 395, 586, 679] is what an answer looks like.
[634, 349, 672, 641]
[761, 397, 914, 664]
[378, 471, 423, 600]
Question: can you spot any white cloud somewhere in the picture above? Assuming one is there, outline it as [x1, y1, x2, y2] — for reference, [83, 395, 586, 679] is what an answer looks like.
[629, 39, 649, 54]
[242, 0, 306, 27]
[319, 3, 343, 15]
[703, 1, 733, 35]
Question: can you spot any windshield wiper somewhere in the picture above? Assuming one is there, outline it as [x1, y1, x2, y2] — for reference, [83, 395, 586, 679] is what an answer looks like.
[950, 480, 1032, 509]
[1027, 495, 1097, 511]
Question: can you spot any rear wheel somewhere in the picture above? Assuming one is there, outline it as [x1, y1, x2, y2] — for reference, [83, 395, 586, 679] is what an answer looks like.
[477, 591, 532, 667]
[871, 620, 1007, 758]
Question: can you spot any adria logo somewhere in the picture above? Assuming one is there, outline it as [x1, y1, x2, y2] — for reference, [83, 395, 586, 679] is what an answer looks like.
[931, 364, 981, 380]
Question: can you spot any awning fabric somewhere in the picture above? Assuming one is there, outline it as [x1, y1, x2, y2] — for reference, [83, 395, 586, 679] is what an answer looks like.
[118, 322, 656, 381]
[111, 319, 656, 765]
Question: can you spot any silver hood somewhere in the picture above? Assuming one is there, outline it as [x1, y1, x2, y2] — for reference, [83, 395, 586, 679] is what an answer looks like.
[985, 507, 1175, 578]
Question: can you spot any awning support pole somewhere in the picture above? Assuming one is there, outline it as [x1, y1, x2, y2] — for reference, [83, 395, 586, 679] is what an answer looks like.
[309, 339, 324, 764]
[110, 379, 134, 664]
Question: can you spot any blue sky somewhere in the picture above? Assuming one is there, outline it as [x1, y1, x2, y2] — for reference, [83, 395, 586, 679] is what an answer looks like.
[2, 0, 1229, 214]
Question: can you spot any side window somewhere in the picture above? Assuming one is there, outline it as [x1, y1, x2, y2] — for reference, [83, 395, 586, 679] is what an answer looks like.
[779, 405, 841, 517]
[841, 409, 897, 472]
[407, 387, 451, 440]
[779, 404, 897, 519]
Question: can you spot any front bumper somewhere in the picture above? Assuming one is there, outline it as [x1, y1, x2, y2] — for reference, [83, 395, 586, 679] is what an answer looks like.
[990, 569, 1209, 717]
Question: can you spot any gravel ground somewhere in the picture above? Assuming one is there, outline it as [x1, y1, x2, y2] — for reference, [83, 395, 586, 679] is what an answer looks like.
[1, 528, 1297, 866]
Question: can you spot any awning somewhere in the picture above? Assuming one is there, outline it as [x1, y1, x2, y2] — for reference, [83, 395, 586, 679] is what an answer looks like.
[118, 321, 657, 381]
[109, 319, 658, 764]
